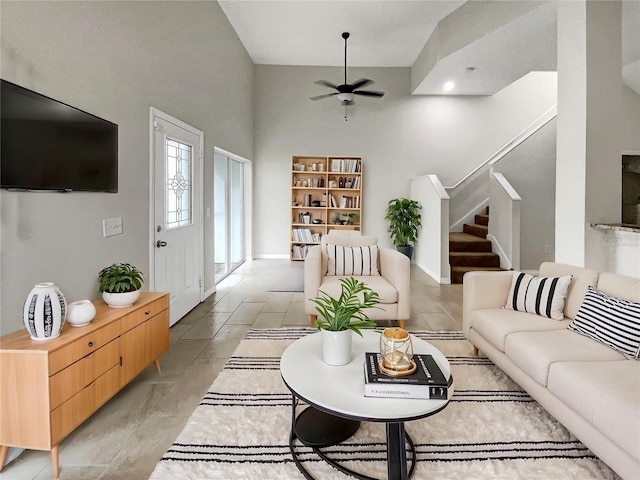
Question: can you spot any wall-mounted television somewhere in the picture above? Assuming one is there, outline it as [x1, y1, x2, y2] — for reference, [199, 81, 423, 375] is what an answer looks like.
[1, 79, 118, 192]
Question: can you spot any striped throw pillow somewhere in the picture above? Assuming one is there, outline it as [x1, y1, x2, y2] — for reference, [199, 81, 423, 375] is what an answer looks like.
[568, 286, 640, 358]
[325, 244, 379, 276]
[505, 272, 573, 320]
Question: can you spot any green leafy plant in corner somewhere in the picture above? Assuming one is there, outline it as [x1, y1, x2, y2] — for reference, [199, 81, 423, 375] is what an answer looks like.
[98, 263, 144, 293]
[384, 198, 422, 247]
[311, 277, 380, 336]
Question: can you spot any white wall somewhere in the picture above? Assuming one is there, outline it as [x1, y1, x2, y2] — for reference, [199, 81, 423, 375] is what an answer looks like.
[253, 67, 558, 258]
[1, 1, 254, 333]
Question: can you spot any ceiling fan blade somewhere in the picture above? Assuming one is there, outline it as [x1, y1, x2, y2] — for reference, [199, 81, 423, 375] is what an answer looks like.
[353, 90, 385, 98]
[351, 79, 373, 90]
[310, 92, 339, 101]
[314, 80, 338, 89]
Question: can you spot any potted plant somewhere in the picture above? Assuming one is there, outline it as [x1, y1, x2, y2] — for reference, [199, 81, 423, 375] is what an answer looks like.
[310, 277, 380, 365]
[98, 262, 144, 308]
[384, 198, 422, 259]
[343, 212, 358, 225]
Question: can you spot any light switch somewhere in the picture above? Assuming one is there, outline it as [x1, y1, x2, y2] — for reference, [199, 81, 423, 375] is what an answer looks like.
[103, 217, 123, 237]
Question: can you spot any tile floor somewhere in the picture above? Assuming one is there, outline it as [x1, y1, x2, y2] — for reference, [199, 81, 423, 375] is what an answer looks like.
[0, 259, 462, 480]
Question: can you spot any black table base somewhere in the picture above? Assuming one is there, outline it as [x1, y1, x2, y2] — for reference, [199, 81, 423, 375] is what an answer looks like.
[288, 396, 416, 480]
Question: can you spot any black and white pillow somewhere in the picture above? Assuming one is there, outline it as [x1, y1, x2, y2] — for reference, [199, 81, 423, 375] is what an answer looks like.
[568, 286, 640, 358]
[325, 244, 379, 276]
[505, 272, 572, 320]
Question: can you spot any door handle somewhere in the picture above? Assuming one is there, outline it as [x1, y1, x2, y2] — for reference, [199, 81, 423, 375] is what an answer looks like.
[156, 240, 167, 248]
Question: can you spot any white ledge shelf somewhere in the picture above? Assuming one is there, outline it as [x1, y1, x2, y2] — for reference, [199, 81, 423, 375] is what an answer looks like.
[590, 223, 640, 233]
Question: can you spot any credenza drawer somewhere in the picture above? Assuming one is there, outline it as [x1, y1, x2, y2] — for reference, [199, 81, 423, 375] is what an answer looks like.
[49, 321, 121, 375]
[121, 296, 169, 333]
[50, 364, 121, 445]
[49, 339, 120, 409]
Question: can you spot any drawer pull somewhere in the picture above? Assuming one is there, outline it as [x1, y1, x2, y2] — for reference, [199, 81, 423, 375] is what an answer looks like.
[88, 341, 94, 347]
[145, 310, 151, 315]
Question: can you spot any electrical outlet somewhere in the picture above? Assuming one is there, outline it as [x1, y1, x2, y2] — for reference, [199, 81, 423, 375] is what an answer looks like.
[544, 245, 551, 254]
[103, 217, 123, 237]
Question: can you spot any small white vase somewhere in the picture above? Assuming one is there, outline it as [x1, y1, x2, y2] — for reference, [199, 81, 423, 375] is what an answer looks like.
[67, 300, 96, 327]
[23, 282, 67, 341]
[102, 290, 141, 308]
[320, 329, 353, 366]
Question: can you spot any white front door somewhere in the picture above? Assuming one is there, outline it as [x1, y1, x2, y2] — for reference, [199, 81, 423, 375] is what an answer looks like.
[151, 109, 203, 326]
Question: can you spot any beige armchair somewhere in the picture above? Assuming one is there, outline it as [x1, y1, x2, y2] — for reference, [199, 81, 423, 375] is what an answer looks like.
[304, 232, 410, 328]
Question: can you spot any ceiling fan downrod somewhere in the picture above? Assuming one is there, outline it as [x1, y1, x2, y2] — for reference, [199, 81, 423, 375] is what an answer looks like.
[343, 32, 349, 86]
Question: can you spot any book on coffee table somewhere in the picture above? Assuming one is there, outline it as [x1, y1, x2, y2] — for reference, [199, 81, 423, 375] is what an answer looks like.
[363, 352, 448, 400]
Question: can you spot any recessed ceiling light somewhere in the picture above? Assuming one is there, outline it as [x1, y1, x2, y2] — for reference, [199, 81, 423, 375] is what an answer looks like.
[443, 81, 455, 92]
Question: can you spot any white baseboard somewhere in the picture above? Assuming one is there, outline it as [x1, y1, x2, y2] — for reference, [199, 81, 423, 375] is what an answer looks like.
[253, 254, 291, 259]
[487, 234, 512, 270]
[415, 261, 451, 285]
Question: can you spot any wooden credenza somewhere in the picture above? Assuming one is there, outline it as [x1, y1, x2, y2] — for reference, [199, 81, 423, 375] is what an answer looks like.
[0, 292, 170, 479]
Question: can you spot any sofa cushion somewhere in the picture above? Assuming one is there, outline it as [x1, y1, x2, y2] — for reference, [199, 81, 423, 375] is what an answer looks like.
[470, 308, 569, 353]
[539, 262, 600, 320]
[505, 272, 572, 320]
[568, 286, 640, 358]
[504, 330, 626, 387]
[597, 272, 640, 302]
[325, 244, 379, 276]
[319, 275, 397, 304]
[548, 360, 640, 463]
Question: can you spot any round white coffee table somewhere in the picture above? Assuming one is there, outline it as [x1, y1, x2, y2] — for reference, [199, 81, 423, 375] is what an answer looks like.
[280, 330, 453, 480]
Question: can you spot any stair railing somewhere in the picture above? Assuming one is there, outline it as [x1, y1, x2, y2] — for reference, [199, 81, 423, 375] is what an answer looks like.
[410, 174, 451, 284]
[447, 105, 557, 197]
[488, 172, 521, 270]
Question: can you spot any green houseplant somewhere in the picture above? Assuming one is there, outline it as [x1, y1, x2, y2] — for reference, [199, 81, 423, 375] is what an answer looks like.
[310, 277, 380, 365]
[384, 198, 422, 258]
[98, 263, 144, 308]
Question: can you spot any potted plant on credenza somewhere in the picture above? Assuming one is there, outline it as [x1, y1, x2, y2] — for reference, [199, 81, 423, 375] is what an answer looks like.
[98, 262, 144, 308]
[310, 277, 379, 365]
[384, 198, 422, 259]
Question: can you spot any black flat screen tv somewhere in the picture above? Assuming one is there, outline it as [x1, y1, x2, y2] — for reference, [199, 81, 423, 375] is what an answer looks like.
[1, 79, 118, 192]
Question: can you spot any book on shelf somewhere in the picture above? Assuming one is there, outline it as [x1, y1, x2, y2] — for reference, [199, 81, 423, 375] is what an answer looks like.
[331, 158, 361, 173]
[363, 352, 448, 400]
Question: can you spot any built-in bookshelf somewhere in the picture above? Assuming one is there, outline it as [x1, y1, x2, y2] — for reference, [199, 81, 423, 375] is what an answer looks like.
[290, 155, 363, 260]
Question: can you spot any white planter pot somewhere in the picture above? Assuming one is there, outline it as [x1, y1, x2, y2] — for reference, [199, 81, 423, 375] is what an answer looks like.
[67, 300, 97, 327]
[320, 329, 353, 366]
[23, 282, 67, 341]
[102, 290, 140, 308]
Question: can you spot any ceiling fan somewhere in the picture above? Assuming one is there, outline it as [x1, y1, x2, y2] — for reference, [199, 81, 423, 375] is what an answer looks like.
[310, 32, 385, 105]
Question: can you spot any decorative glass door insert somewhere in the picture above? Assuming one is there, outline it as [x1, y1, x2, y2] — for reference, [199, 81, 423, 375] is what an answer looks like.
[166, 139, 192, 230]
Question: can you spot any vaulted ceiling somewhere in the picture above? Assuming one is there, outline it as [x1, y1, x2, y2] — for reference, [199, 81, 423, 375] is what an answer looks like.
[219, 0, 640, 96]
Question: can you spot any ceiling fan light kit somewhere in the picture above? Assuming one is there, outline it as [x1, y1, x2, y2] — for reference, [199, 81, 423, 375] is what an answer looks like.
[310, 32, 384, 119]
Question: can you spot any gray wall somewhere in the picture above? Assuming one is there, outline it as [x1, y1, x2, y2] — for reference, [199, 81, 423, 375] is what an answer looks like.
[493, 119, 557, 270]
[253, 67, 558, 257]
[1, 1, 254, 333]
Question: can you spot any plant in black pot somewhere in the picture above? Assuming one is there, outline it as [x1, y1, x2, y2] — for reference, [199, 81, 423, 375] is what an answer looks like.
[98, 262, 144, 308]
[384, 198, 422, 259]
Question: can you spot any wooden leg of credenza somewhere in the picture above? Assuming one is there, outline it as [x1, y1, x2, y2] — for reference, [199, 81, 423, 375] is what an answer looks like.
[0, 445, 8, 472]
[397, 319, 406, 329]
[472, 345, 479, 356]
[51, 445, 60, 479]
[153, 359, 162, 374]
[309, 314, 317, 326]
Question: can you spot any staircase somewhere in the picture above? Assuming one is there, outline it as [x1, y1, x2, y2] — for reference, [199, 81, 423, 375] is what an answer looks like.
[449, 210, 503, 284]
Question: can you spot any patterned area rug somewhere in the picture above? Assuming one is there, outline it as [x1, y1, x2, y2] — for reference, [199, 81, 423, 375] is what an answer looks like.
[149, 328, 619, 480]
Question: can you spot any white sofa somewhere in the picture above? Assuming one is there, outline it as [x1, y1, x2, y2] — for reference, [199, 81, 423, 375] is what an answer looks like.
[463, 262, 640, 480]
[304, 232, 410, 327]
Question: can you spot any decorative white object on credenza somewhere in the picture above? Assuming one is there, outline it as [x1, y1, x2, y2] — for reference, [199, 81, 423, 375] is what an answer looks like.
[23, 282, 67, 341]
[66, 299, 97, 327]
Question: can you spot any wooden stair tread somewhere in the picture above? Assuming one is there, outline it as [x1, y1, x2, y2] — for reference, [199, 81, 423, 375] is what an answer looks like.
[449, 232, 491, 242]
